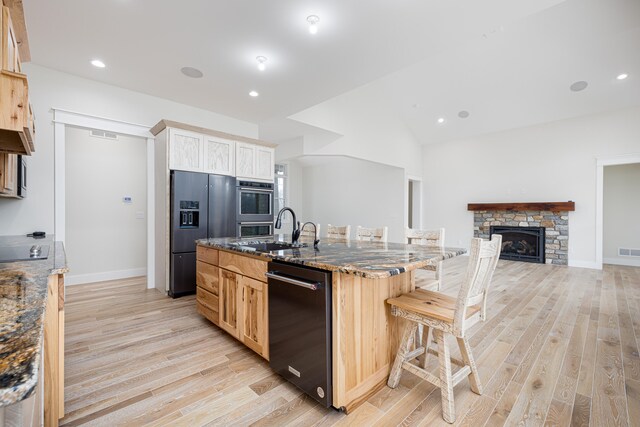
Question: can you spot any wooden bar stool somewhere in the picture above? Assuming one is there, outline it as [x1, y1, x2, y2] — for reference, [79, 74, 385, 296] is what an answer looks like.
[355, 225, 388, 242]
[386, 235, 502, 423]
[326, 224, 351, 240]
[405, 227, 445, 290]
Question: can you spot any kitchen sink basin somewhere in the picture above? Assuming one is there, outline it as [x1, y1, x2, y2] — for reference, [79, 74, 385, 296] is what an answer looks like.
[234, 241, 307, 252]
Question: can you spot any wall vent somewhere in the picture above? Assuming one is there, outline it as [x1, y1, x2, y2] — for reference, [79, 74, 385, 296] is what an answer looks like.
[618, 248, 640, 257]
[90, 130, 118, 140]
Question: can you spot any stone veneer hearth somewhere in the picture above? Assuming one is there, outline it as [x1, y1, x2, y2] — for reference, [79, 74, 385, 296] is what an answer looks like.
[473, 210, 570, 265]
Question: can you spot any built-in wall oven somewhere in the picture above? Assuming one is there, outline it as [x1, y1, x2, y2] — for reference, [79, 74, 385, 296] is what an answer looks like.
[236, 179, 274, 237]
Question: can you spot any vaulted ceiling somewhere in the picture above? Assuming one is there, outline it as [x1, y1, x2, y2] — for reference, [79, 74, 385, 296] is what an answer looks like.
[23, 0, 640, 144]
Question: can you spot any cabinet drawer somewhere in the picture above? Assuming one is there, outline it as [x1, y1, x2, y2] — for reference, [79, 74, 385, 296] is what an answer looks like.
[196, 261, 219, 295]
[197, 287, 219, 313]
[196, 300, 219, 325]
[219, 251, 267, 283]
[197, 246, 218, 265]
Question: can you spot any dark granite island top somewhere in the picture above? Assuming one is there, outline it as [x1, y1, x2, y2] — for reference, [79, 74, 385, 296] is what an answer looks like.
[196, 234, 466, 279]
[0, 236, 68, 407]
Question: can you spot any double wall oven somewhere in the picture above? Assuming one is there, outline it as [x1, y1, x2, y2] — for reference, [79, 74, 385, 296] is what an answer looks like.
[236, 179, 274, 238]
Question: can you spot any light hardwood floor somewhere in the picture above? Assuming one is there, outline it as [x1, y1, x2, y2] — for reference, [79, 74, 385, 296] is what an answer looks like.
[60, 259, 640, 426]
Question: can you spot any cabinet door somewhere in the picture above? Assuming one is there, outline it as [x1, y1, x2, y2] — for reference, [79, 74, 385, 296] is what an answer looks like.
[2, 7, 19, 73]
[168, 128, 203, 172]
[236, 142, 255, 179]
[240, 277, 269, 360]
[218, 269, 240, 338]
[0, 153, 17, 195]
[255, 146, 274, 181]
[204, 136, 235, 176]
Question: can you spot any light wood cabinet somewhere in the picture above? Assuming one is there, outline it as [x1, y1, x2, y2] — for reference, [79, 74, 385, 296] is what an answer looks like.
[218, 269, 240, 338]
[168, 128, 203, 172]
[0, 152, 17, 196]
[236, 142, 274, 182]
[0, 5, 34, 156]
[204, 135, 235, 176]
[196, 246, 270, 360]
[240, 276, 269, 359]
[44, 273, 65, 425]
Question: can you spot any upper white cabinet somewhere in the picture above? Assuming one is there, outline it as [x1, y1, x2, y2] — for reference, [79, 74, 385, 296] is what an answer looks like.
[204, 136, 235, 176]
[168, 128, 203, 172]
[154, 120, 275, 181]
[255, 146, 274, 181]
[236, 142, 274, 182]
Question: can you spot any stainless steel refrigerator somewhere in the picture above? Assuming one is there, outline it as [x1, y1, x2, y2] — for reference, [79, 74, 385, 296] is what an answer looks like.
[170, 171, 236, 297]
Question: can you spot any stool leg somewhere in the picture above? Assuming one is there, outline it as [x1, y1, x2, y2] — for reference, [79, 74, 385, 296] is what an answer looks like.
[457, 337, 482, 395]
[419, 325, 431, 369]
[435, 261, 443, 291]
[387, 322, 418, 388]
[435, 330, 455, 423]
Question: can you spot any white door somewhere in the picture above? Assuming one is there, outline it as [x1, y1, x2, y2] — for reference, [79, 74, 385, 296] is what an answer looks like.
[168, 128, 203, 172]
[204, 136, 235, 176]
[236, 142, 256, 179]
[255, 147, 274, 181]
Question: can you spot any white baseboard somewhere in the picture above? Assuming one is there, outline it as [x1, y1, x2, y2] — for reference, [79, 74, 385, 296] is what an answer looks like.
[603, 257, 640, 267]
[568, 260, 600, 270]
[65, 268, 147, 286]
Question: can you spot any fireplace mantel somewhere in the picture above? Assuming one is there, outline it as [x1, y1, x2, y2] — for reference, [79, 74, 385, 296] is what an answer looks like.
[467, 201, 575, 212]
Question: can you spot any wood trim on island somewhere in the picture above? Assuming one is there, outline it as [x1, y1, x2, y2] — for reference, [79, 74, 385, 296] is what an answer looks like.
[467, 201, 575, 212]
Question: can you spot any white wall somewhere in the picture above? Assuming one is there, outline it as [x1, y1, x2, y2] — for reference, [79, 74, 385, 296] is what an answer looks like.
[422, 106, 640, 268]
[603, 163, 640, 266]
[286, 156, 406, 243]
[288, 81, 423, 177]
[64, 127, 147, 284]
[0, 64, 258, 236]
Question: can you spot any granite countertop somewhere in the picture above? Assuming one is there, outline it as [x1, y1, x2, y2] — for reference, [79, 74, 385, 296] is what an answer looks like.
[0, 236, 68, 407]
[197, 234, 466, 279]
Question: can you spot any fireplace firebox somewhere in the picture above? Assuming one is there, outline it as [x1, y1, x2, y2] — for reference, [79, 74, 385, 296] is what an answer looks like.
[490, 226, 545, 264]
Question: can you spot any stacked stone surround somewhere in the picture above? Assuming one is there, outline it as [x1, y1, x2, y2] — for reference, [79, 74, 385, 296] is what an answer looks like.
[473, 210, 569, 265]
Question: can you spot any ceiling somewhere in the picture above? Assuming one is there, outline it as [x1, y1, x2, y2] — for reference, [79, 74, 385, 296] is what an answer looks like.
[23, 0, 640, 145]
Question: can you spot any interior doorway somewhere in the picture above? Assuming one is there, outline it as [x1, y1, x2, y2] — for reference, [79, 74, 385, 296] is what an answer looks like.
[603, 163, 640, 267]
[64, 126, 148, 285]
[407, 177, 422, 229]
[596, 153, 640, 269]
[53, 109, 155, 288]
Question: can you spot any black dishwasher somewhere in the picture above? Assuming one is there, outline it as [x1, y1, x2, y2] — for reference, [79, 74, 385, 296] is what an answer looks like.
[267, 261, 332, 407]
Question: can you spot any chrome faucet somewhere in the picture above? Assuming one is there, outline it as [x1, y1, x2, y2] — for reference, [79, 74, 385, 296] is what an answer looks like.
[301, 222, 320, 249]
[275, 207, 301, 246]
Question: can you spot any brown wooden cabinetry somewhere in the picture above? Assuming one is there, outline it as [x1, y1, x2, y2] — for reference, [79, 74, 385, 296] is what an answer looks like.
[0, 4, 34, 155]
[0, 151, 17, 195]
[196, 245, 270, 360]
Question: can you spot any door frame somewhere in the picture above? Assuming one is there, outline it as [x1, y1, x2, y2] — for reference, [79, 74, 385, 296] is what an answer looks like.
[53, 109, 156, 289]
[405, 175, 423, 230]
[595, 153, 640, 270]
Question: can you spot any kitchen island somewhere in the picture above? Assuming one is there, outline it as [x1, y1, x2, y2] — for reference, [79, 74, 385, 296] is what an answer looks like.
[195, 235, 465, 412]
[0, 236, 68, 426]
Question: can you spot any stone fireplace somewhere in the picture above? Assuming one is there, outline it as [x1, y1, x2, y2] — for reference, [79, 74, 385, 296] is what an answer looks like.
[468, 202, 575, 265]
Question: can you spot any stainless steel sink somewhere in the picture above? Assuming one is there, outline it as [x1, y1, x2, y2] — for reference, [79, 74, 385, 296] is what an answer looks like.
[234, 241, 307, 252]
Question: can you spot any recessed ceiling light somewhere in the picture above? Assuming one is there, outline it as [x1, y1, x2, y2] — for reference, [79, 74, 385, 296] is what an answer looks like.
[437, 117, 446, 124]
[307, 15, 320, 34]
[181, 67, 203, 78]
[458, 110, 470, 118]
[616, 73, 628, 80]
[249, 90, 259, 97]
[91, 59, 106, 68]
[256, 56, 267, 71]
[569, 81, 588, 92]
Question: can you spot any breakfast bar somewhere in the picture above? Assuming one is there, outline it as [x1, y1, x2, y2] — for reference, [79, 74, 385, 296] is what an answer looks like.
[195, 235, 465, 412]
